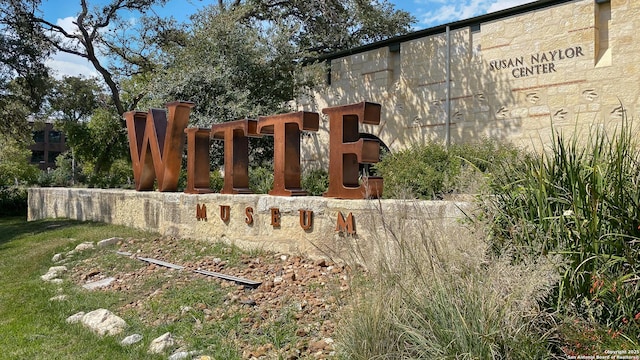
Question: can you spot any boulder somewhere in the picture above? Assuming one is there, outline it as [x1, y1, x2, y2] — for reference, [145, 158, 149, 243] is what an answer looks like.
[81, 309, 127, 336]
[66, 312, 85, 324]
[121, 333, 143, 346]
[41, 266, 68, 281]
[148, 332, 174, 354]
[97, 237, 122, 247]
[74, 242, 95, 251]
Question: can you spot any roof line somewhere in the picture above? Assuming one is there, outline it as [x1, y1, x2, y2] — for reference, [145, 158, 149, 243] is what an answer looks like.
[314, 0, 577, 62]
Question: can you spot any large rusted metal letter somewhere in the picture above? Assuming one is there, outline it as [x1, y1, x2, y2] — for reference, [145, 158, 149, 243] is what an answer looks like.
[124, 101, 195, 191]
[211, 119, 259, 194]
[257, 112, 319, 196]
[322, 102, 383, 199]
[185, 128, 213, 194]
[336, 212, 356, 235]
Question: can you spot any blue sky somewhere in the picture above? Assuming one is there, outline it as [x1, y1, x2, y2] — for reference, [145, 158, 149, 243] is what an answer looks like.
[40, 0, 536, 78]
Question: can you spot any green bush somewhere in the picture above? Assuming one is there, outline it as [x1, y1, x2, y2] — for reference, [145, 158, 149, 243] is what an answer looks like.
[210, 169, 224, 192]
[0, 187, 28, 216]
[249, 165, 274, 194]
[487, 118, 640, 343]
[375, 139, 521, 199]
[301, 168, 328, 196]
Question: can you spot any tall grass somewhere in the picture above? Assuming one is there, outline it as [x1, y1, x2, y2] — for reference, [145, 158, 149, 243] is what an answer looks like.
[337, 203, 558, 359]
[487, 117, 640, 341]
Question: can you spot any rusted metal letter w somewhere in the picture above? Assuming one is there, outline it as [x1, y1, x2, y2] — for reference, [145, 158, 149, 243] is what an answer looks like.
[124, 101, 195, 191]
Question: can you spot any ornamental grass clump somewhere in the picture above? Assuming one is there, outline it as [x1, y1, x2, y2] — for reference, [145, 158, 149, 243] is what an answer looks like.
[487, 115, 640, 344]
[337, 202, 558, 359]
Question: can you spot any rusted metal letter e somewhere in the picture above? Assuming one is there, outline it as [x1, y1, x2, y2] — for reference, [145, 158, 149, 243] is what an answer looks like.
[124, 101, 195, 191]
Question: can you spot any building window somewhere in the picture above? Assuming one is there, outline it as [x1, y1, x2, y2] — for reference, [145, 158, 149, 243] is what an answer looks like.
[33, 130, 45, 143]
[31, 150, 45, 164]
[48, 130, 62, 143]
[48, 151, 62, 164]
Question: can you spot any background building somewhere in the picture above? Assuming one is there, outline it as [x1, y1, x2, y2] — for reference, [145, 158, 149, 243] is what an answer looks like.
[29, 122, 68, 170]
[296, 0, 637, 169]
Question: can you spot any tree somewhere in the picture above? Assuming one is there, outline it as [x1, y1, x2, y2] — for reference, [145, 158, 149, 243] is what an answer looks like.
[48, 76, 102, 122]
[3, 0, 170, 116]
[0, 134, 39, 186]
[144, 2, 414, 166]
[226, 0, 415, 54]
[46, 76, 129, 183]
[0, 0, 52, 143]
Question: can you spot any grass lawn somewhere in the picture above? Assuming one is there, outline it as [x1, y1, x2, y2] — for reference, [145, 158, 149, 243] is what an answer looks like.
[0, 216, 165, 359]
[0, 216, 346, 359]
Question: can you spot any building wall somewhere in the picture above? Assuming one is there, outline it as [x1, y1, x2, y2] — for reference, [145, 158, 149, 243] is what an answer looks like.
[296, 0, 639, 169]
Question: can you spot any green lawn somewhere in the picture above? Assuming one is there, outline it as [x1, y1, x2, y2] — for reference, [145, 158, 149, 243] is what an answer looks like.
[0, 217, 165, 359]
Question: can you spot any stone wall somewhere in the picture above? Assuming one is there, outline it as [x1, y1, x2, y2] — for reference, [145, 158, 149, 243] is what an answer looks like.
[296, 0, 640, 170]
[28, 188, 473, 258]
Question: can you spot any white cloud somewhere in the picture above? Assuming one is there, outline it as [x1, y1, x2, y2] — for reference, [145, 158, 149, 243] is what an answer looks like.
[487, 0, 536, 13]
[416, 0, 536, 27]
[56, 16, 79, 34]
[45, 17, 99, 79]
[46, 52, 98, 79]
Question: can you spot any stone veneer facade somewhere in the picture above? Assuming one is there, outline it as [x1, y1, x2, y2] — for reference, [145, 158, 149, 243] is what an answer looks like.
[296, 0, 639, 169]
[28, 188, 472, 258]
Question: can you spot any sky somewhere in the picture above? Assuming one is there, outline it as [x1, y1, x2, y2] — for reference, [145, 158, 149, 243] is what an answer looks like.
[39, 0, 536, 79]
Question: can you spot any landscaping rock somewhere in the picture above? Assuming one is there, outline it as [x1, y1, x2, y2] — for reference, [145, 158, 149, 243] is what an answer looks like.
[148, 332, 174, 354]
[66, 312, 85, 324]
[121, 333, 143, 346]
[98, 237, 122, 247]
[51, 253, 63, 262]
[74, 242, 95, 251]
[168, 351, 190, 360]
[41, 265, 67, 281]
[82, 277, 116, 290]
[81, 309, 127, 336]
[168, 350, 201, 360]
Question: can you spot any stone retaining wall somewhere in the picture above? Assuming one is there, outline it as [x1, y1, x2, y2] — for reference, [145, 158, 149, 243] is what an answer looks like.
[28, 188, 474, 258]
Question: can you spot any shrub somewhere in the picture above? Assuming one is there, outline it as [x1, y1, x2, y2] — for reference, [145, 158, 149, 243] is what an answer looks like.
[249, 165, 273, 194]
[210, 170, 224, 192]
[487, 117, 640, 343]
[301, 168, 328, 196]
[0, 186, 28, 216]
[375, 139, 521, 199]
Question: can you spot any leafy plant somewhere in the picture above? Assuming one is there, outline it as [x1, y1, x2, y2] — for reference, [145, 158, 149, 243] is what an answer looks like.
[301, 168, 328, 196]
[249, 165, 274, 194]
[375, 139, 521, 199]
[487, 116, 640, 343]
